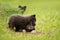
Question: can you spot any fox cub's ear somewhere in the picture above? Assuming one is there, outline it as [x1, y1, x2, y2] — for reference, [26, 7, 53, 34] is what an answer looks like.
[32, 14, 36, 17]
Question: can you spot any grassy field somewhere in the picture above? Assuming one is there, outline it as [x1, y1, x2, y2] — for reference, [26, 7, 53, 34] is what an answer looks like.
[0, 0, 60, 40]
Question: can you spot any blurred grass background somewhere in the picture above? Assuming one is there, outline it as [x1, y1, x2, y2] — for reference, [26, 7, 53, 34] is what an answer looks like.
[0, 0, 60, 40]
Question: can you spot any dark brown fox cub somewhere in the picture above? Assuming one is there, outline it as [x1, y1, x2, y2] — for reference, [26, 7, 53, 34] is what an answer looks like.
[18, 5, 26, 14]
[8, 14, 36, 32]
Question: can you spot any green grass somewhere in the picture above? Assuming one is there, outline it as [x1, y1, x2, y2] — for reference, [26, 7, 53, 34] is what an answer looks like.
[0, 0, 60, 40]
